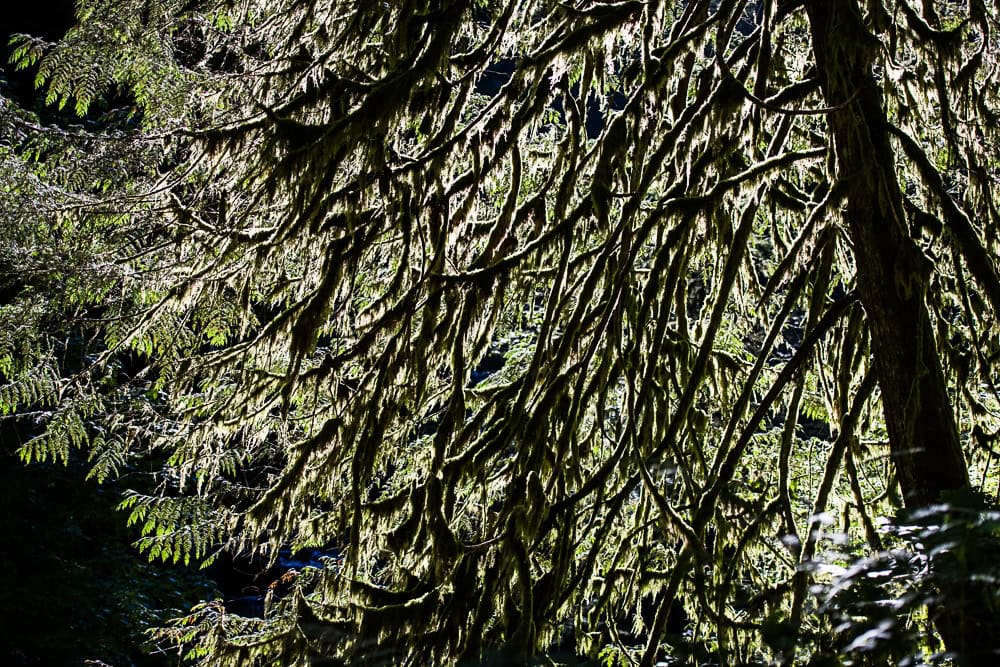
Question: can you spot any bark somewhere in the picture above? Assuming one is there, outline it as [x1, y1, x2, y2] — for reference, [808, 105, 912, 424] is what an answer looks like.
[804, 0, 998, 661]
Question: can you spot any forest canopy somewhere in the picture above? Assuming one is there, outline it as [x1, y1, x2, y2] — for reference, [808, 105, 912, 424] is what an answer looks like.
[4, 0, 1000, 664]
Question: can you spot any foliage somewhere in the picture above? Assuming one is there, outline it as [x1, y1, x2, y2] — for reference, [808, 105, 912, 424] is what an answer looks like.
[813, 493, 1000, 666]
[5, 0, 1000, 665]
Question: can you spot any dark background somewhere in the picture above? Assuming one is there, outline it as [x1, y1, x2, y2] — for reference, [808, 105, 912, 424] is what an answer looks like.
[1, 1, 76, 105]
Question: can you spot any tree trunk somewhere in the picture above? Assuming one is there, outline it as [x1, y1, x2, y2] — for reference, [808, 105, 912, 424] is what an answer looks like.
[805, 0, 998, 661]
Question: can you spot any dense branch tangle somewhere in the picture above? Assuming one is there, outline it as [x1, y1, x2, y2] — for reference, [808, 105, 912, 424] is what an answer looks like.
[24, 0, 1000, 664]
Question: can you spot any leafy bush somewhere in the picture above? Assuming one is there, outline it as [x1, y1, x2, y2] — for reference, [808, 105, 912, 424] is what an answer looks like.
[814, 493, 1000, 666]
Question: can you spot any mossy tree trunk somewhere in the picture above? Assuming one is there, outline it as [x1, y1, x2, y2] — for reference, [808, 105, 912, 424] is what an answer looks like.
[805, 0, 998, 660]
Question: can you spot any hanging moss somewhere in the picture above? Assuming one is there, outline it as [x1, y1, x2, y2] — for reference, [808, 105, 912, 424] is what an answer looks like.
[7, 0, 1000, 664]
